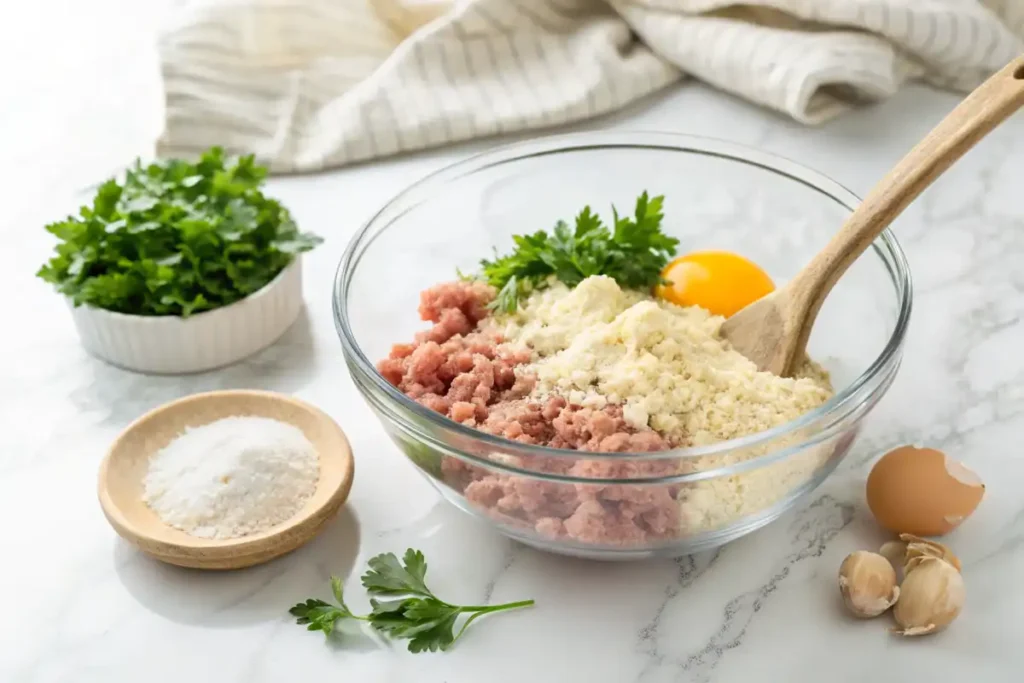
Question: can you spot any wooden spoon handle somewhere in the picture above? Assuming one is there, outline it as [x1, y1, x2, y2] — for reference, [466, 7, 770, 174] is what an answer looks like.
[792, 55, 1024, 310]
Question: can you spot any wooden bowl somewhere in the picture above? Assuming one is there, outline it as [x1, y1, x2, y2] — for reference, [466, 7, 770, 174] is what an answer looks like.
[98, 390, 355, 570]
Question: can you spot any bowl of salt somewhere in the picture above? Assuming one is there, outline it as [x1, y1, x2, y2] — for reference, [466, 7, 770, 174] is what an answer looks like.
[98, 390, 355, 569]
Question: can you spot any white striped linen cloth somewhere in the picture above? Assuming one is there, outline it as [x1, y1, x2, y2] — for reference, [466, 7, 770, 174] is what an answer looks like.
[157, 0, 1024, 173]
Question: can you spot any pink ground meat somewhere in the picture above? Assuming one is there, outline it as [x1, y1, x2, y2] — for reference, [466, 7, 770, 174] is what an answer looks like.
[378, 280, 679, 547]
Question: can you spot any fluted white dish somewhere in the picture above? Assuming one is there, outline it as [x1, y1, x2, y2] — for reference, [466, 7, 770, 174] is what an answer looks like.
[67, 258, 304, 374]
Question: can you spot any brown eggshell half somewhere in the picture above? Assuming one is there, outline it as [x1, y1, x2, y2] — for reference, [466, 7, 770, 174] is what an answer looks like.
[865, 445, 985, 536]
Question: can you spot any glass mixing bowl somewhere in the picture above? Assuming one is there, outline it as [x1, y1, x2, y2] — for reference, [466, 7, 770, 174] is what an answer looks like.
[334, 131, 911, 560]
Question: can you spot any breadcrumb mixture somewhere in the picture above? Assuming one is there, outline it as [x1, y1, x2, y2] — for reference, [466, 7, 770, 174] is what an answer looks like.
[488, 275, 834, 445]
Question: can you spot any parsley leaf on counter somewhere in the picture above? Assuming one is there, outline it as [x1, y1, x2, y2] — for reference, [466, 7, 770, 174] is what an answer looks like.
[36, 146, 322, 317]
[362, 548, 433, 596]
[477, 192, 678, 312]
[290, 599, 349, 637]
[290, 548, 535, 653]
[289, 578, 364, 637]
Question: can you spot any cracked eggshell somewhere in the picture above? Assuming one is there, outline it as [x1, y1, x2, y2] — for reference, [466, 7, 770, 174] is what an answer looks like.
[866, 446, 985, 537]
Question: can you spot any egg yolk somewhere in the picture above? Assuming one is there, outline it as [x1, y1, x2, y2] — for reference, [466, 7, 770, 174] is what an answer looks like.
[656, 251, 775, 317]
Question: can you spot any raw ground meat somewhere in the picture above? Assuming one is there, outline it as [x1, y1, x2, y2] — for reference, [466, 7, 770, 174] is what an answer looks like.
[377, 281, 533, 422]
[378, 280, 680, 547]
[449, 399, 679, 545]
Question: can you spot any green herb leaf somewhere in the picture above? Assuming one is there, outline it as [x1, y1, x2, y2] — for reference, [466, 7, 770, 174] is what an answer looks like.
[292, 548, 535, 654]
[475, 192, 678, 312]
[36, 146, 323, 317]
[331, 576, 346, 605]
[407, 613, 460, 653]
[361, 549, 433, 597]
[289, 598, 348, 638]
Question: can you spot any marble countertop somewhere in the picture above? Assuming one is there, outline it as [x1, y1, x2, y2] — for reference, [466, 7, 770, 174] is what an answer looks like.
[4, 6, 1024, 681]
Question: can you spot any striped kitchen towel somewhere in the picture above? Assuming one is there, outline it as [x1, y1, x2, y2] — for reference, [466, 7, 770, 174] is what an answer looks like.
[157, 0, 1024, 173]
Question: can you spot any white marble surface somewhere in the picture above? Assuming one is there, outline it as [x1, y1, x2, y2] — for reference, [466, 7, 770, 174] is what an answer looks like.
[4, 5, 1024, 682]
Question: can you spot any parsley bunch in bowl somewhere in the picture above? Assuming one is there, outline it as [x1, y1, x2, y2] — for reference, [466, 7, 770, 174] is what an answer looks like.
[37, 147, 322, 317]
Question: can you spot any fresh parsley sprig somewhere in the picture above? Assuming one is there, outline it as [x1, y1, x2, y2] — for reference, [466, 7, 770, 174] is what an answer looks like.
[477, 192, 679, 313]
[290, 577, 366, 637]
[37, 146, 322, 317]
[290, 549, 534, 653]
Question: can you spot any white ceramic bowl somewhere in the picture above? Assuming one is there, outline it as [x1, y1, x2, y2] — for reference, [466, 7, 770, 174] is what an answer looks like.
[68, 258, 304, 374]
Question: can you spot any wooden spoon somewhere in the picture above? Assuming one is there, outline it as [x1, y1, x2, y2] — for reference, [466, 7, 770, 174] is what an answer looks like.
[721, 56, 1024, 377]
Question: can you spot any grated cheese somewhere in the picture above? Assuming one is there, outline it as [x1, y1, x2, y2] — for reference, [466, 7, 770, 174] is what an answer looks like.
[142, 416, 319, 539]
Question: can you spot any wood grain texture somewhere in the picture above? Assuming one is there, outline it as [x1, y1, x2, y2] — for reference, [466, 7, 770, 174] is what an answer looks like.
[97, 390, 355, 570]
[722, 54, 1024, 377]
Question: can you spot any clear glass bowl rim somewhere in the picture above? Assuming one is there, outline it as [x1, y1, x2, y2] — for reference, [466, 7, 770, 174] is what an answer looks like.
[333, 130, 913, 463]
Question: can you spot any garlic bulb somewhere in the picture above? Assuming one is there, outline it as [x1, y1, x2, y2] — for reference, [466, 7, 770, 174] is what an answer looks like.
[838, 551, 900, 618]
[892, 556, 965, 636]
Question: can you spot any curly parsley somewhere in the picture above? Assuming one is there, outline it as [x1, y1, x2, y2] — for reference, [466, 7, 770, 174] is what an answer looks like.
[476, 192, 679, 313]
[36, 147, 322, 317]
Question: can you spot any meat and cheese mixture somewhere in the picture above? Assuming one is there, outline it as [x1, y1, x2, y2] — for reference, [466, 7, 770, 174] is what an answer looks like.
[378, 275, 835, 546]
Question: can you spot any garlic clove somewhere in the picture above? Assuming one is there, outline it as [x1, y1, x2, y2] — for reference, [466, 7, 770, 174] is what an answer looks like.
[899, 533, 962, 572]
[839, 551, 900, 618]
[878, 540, 908, 577]
[904, 555, 931, 574]
[892, 556, 965, 636]
[896, 624, 941, 637]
